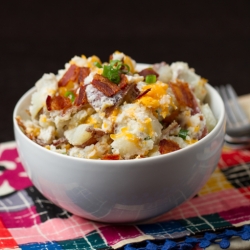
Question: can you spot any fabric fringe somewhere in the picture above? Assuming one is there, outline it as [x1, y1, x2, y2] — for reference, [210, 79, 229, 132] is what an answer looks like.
[124, 225, 250, 250]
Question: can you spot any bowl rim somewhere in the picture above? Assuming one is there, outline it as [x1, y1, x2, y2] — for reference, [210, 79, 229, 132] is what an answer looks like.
[13, 78, 225, 165]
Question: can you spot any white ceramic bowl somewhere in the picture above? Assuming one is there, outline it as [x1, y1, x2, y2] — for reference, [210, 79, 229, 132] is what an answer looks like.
[13, 82, 226, 223]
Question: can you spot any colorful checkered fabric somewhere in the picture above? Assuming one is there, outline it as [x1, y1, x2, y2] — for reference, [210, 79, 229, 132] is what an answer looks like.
[1, 141, 250, 250]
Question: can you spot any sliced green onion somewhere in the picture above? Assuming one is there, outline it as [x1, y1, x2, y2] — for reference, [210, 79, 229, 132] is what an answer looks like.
[110, 60, 121, 67]
[103, 65, 120, 84]
[109, 69, 120, 83]
[145, 74, 157, 84]
[65, 91, 75, 102]
[94, 62, 102, 68]
[178, 129, 189, 140]
[122, 64, 130, 73]
[103, 65, 111, 77]
[102, 60, 130, 84]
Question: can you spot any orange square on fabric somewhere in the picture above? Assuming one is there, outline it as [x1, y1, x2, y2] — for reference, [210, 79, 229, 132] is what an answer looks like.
[0, 219, 18, 249]
[198, 168, 234, 196]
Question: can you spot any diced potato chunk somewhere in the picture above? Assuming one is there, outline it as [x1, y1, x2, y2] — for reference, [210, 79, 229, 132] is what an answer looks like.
[201, 104, 217, 132]
[64, 124, 92, 146]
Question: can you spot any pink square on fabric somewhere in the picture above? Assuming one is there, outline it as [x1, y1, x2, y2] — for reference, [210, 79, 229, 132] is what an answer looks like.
[100, 225, 142, 245]
[151, 188, 250, 222]
[9, 215, 96, 244]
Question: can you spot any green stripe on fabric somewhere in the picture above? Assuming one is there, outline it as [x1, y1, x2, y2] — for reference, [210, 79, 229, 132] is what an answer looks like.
[178, 213, 232, 233]
[58, 231, 109, 250]
[59, 238, 90, 250]
[20, 242, 62, 249]
[86, 230, 109, 249]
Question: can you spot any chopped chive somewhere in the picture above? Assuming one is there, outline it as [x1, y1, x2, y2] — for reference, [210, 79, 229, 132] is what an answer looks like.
[109, 60, 118, 66]
[103, 65, 120, 84]
[103, 65, 111, 77]
[110, 60, 121, 67]
[102, 60, 130, 84]
[65, 91, 75, 102]
[123, 64, 130, 72]
[145, 74, 157, 84]
[94, 62, 102, 68]
[178, 129, 189, 140]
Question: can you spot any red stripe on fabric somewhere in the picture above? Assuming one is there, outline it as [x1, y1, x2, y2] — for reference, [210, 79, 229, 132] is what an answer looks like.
[238, 187, 250, 200]
[218, 148, 250, 169]
[219, 206, 250, 225]
[0, 218, 18, 249]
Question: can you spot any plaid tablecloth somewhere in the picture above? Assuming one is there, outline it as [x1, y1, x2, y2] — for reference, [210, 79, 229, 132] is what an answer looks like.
[1, 141, 250, 250]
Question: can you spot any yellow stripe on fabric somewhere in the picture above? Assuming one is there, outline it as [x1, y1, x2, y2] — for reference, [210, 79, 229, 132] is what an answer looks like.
[198, 168, 234, 196]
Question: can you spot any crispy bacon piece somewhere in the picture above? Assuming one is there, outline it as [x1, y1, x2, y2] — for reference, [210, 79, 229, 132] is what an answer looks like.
[46, 96, 53, 110]
[102, 154, 120, 160]
[86, 128, 106, 137]
[16, 116, 26, 132]
[46, 95, 72, 111]
[119, 74, 128, 89]
[91, 74, 120, 97]
[80, 137, 99, 148]
[199, 126, 208, 140]
[136, 88, 151, 100]
[161, 121, 179, 138]
[104, 83, 135, 117]
[78, 67, 90, 86]
[16, 116, 38, 141]
[79, 128, 106, 148]
[169, 81, 200, 114]
[52, 138, 68, 146]
[123, 85, 152, 103]
[58, 64, 80, 87]
[74, 85, 88, 106]
[162, 109, 180, 127]
[34, 138, 48, 147]
[123, 85, 140, 103]
[138, 68, 159, 78]
[58, 65, 90, 87]
[159, 139, 180, 154]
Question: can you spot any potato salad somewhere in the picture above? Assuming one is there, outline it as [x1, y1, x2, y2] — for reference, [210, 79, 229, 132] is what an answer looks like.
[17, 51, 217, 160]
